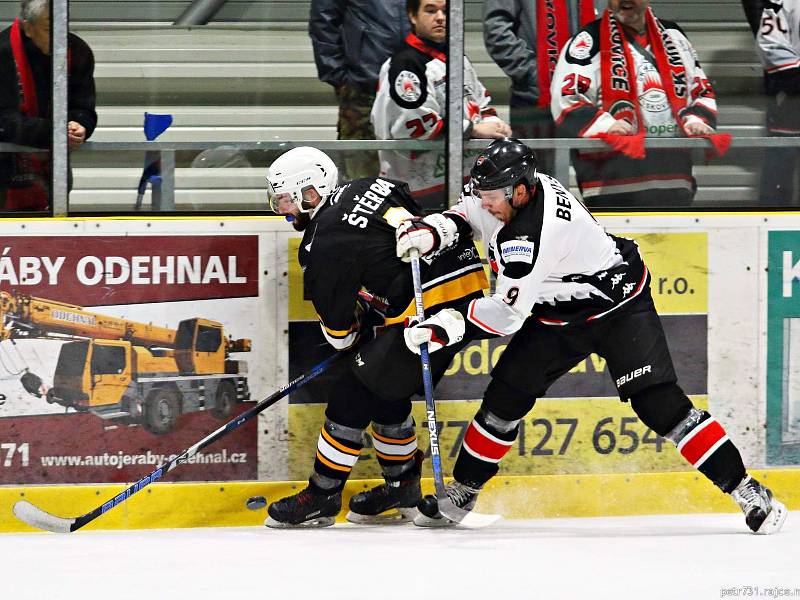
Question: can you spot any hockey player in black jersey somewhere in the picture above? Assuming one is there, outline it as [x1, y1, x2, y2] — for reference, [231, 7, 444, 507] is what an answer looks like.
[396, 138, 787, 534]
[264, 146, 487, 527]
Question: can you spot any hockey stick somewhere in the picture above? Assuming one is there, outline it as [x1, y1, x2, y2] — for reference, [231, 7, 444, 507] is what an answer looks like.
[13, 350, 346, 533]
[409, 251, 499, 529]
[409, 250, 446, 501]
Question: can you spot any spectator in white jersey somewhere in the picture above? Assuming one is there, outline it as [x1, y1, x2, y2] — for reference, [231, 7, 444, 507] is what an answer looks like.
[395, 138, 787, 534]
[742, 0, 800, 206]
[371, 0, 512, 211]
[550, 0, 728, 208]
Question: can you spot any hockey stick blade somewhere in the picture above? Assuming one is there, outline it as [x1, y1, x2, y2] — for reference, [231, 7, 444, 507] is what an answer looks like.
[11, 351, 345, 533]
[13, 501, 74, 534]
[438, 497, 501, 529]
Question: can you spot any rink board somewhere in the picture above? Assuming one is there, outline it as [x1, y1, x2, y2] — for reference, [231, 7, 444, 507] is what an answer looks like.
[0, 214, 798, 532]
[1, 468, 799, 533]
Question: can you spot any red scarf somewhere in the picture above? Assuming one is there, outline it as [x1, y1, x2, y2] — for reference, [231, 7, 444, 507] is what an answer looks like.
[8, 18, 50, 210]
[536, 0, 595, 108]
[595, 9, 731, 160]
[405, 33, 446, 63]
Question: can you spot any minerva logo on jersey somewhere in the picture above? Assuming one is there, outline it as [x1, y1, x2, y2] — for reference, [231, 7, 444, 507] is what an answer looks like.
[500, 240, 535, 264]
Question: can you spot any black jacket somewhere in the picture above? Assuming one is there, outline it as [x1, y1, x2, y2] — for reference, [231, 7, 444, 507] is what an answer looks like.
[308, 0, 410, 92]
[0, 26, 97, 186]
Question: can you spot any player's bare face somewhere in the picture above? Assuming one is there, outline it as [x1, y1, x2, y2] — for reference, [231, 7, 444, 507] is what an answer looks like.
[477, 189, 514, 223]
[608, 0, 648, 31]
[411, 0, 447, 44]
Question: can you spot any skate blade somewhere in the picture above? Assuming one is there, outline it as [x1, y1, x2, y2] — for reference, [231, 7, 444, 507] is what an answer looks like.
[755, 499, 788, 535]
[438, 497, 501, 529]
[264, 516, 336, 529]
[345, 507, 417, 525]
[413, 512, 456, 528]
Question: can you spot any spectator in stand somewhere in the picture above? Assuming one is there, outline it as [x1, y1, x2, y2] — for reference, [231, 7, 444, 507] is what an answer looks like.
[0, 0, 96, 211]
[483, 0, 598, 173]
[309, 0, 410, 181]
[371, 0, 512, 210]
[551, 0, 724, 208]
[742, 0, 799, 206]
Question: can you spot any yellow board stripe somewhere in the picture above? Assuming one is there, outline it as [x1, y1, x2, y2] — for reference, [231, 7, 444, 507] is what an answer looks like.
[384, 270, 488, 326]
[1, 468, 798, 532]
[320, 428, 361, 456]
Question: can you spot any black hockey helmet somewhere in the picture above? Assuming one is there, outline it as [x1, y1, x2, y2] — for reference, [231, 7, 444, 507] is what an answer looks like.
[470, 137, 538, 200]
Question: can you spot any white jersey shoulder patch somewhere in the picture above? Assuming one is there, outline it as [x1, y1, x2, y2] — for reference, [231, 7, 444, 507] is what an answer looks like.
[569, 31, 594, 60]
[394, 70, 422, 103]
[500, 239, 535, 264]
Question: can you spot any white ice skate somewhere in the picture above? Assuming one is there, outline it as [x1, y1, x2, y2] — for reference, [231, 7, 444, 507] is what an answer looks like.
[731, 475, 788, 535]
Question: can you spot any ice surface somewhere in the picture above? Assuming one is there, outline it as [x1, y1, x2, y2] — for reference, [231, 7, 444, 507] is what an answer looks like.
[1, 513, 797, 600]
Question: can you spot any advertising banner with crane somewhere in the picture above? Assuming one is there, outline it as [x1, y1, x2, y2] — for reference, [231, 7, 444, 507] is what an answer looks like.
[0, 231, 265, 484]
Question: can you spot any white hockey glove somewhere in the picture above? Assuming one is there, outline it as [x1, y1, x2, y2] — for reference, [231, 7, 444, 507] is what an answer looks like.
[403, 308, 465, 354]
[395, 214, 458, 263]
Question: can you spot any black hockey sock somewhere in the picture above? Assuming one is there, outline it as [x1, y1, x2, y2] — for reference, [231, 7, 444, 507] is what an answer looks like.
[311, 418, 365, 492]
[665, 408, 746, 494]
[371, 416, 419, 482]
[453, 409, 519, 487]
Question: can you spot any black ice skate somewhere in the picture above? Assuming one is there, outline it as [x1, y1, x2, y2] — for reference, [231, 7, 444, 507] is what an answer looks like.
[413, 480, 481, 528]
[265, 485, 342, 529]
[731, 475, 787, 534]
[346, 476, 421, 525]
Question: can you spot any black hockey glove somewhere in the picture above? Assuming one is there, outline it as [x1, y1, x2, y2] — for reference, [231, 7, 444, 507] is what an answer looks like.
[354, 291, 387, 345]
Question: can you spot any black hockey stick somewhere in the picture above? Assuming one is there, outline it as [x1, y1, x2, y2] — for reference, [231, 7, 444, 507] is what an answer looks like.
[13, 351, 346, 533]
[409, 251, 498, 528]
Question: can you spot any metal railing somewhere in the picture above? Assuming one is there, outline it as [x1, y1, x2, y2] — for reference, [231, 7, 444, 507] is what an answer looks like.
[2, 136, 798, 212]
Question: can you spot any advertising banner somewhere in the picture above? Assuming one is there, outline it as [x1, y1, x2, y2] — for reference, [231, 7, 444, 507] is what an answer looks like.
[286, 232, 708, 479]
[766, 230, 800, 465]
[0, 233, 263, 484]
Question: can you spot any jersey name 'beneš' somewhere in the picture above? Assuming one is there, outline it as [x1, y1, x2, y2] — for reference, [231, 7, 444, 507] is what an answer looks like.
[445, 173, 648, 336]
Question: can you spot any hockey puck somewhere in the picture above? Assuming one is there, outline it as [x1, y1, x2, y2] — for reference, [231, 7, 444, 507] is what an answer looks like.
[246, 495, 267, 510]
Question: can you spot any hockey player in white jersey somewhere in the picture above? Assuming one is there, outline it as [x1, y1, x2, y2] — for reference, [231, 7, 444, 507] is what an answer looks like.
[396, 138, 787, 534]
[370, 0, 511, 210]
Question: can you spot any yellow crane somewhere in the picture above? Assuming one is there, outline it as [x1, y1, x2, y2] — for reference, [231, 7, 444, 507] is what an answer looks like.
[1, 291, 251, 434]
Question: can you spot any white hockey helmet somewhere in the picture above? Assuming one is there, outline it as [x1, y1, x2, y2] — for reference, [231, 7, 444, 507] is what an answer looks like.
[266, 146, 339, 215]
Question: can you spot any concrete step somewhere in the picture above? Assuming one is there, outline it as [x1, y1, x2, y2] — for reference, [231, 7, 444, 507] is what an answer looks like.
[69, 162, 760, 212]
[79, 26, 763, 103]
[68, 185, 759, 211]
[88, 102, 765, 146]
[89, 125, 336, 142]
[95, 105, 339, 127]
